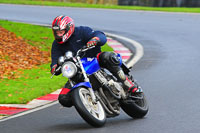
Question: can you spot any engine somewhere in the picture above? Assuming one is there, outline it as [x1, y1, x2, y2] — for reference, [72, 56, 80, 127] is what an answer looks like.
[94, 69, 126, 99]
[91, 68, 126, 117]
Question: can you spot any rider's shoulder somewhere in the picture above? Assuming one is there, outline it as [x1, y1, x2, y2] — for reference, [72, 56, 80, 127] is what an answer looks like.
[76, 26, 93, 31]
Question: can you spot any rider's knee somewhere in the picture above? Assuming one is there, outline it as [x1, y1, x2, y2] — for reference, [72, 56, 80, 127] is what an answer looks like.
[97, 52, 121, 71]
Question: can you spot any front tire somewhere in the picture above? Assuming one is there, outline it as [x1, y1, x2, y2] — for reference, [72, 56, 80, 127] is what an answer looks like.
[72, 87, 106, 127]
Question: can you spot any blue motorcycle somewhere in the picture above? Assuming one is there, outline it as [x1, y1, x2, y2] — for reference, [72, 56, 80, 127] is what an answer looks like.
[51, 46, 148, 127]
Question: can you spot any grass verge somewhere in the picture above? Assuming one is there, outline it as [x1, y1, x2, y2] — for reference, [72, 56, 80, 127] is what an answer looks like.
[0, 64, 67, 104]
[0, 20, 112, 104]
[0, 20, 53, 51]
[0, 0, 200, 13]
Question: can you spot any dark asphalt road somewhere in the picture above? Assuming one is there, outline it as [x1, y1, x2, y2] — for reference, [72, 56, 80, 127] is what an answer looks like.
[1, 4, 200, 133]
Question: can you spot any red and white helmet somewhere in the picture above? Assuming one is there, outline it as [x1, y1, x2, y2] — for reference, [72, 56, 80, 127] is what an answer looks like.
[52, 15, 75, 44]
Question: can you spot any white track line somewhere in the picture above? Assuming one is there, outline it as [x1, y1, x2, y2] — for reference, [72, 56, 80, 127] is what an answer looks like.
[0, 101, 59, 122]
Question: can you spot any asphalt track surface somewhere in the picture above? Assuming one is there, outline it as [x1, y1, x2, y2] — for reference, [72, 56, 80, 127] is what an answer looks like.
[1, 4, 200, 133]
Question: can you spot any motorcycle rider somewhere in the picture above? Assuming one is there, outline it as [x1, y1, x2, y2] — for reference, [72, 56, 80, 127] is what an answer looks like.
[50, 15, 138, 107]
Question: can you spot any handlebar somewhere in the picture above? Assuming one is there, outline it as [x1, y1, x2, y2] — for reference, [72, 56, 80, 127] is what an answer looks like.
[76, 46, 95, 57]
[51, 66, 61, 79]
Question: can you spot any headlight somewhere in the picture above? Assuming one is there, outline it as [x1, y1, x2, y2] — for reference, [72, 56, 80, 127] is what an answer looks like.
[61, 62, 77, 78]
[58, 56, 65, 65]
[65, 51, 73, 59]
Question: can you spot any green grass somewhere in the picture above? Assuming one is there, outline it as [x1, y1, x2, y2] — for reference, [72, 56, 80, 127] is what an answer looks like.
[0, 0, 200, 13]
[0, 20, 112, 104]
[0, 64, 67, 104]
[0, 20, 53, 51]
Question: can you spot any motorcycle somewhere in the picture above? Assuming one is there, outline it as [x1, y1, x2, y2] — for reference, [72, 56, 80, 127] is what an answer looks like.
[51, 46, 148, 127]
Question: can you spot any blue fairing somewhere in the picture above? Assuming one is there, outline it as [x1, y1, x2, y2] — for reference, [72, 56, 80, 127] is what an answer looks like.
[81, 57, 101, 75]
[72, 82, 92, 89]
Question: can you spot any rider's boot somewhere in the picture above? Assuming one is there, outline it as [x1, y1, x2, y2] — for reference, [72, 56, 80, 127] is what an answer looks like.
[112, 68, 139, 93]
[123, 76, 139, 93]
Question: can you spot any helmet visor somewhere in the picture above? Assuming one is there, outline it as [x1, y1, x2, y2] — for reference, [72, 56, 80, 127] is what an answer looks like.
[56, 30, 65, 38]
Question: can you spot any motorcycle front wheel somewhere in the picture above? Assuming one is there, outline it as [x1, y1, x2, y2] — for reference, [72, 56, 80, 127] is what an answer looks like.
[72, 87, 106, 127]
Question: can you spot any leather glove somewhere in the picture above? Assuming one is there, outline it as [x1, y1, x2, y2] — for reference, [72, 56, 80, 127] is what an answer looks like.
[86, 37, 100, 48]
[51, 64, 57, 74]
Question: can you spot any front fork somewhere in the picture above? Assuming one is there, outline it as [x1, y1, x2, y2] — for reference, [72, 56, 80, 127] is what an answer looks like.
[77, 56, 97, 103]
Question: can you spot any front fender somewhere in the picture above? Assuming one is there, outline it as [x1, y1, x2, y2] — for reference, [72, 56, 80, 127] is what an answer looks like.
[71, 82, 92, 90]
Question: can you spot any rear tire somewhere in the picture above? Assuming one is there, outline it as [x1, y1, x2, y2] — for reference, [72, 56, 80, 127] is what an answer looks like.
[72, 87, 106, 127]
[120, 92, 148, 118]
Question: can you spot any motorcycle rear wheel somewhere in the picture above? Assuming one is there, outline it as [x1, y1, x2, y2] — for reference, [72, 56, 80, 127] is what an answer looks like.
[72, 87, 106, 127]
[120, 92, 148, 118]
